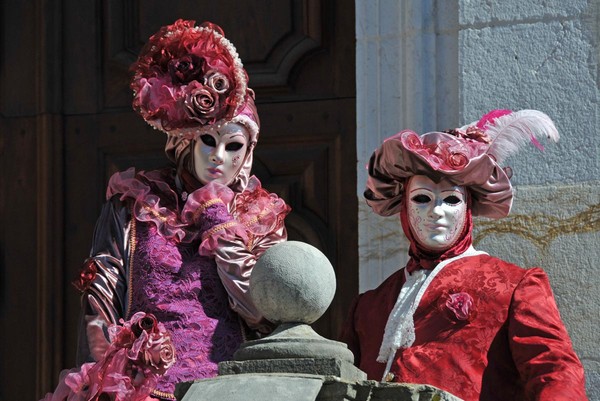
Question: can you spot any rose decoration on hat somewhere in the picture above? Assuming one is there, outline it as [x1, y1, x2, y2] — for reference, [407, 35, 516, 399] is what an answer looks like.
[365, 109, 560, 219]
[130, 19, 250, 139]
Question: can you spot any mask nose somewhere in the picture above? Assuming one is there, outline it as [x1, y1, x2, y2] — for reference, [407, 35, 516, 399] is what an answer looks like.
[209, 145, 224, 165]
[429, 199, 445, 218]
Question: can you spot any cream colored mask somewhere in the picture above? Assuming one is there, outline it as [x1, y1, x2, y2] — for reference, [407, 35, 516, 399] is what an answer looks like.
[193, 122, 250, 185]
[406, 175, 467, 251]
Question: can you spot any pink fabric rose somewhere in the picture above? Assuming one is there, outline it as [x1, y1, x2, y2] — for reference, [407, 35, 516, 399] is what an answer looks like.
[400, 131, 422, 150]
[73, 258, 98, 292]
[445, 292, 474, 321]
[446, 152, 469, 170]
[464, 126, 491, 144]
[184, 81, 221, 123]
[168, 54, 205, 84]
[205, 70, 230, 94]
[143, 332, 176, 374]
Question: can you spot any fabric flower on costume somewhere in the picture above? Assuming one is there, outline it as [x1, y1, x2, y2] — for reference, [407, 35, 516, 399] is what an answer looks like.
[41, 312, 176, 401]
[443, 291, 475, 322]
[73, 258, 98, 292]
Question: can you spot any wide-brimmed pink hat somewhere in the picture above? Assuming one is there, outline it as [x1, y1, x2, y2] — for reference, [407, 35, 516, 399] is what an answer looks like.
[365, 109, 559, 219]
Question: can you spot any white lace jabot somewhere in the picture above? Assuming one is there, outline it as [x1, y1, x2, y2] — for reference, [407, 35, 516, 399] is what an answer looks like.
[377, 246, 487, 381]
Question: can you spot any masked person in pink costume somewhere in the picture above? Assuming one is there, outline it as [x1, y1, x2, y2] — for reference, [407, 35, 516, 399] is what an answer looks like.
[43, 20, 290, 401]
[341, 110, 587, 401]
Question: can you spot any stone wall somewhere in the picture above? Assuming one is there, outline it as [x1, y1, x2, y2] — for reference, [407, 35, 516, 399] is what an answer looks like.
[356, 0, 599, 398]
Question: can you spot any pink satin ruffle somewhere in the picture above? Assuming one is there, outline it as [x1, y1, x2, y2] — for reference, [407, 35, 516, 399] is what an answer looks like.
[108, 168, 188, 242]
[41, 312, 175, 401]
[234, 177, 291, 236]
[181, 180, 236, 224]
[107, 169, 290, 257]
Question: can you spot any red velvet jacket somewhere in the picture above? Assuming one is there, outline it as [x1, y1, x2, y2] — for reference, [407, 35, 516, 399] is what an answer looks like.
[341, 255, 587, 401]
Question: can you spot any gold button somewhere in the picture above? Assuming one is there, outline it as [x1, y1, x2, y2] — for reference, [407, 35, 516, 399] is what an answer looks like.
[384, 372, 395, 382]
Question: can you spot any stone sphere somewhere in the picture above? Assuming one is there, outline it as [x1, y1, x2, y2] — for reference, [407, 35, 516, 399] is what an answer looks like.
[250, 241, 336, 324]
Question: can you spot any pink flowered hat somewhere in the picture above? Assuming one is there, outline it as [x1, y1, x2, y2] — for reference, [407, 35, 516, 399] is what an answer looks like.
[365, 110, 559, 219]
[130, 19, 260, 148]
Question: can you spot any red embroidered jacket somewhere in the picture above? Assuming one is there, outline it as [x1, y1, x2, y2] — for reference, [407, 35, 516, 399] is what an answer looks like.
[341, 255, 587, 401]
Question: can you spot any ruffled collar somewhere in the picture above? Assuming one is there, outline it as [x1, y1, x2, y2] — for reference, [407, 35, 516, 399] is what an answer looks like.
[106, 167, 289, 245]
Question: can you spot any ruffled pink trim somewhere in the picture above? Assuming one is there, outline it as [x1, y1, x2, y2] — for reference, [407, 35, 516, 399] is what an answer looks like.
[107, 169, 290, 255]
[197, 177, 290, 255]
[107, 168, 188, 242]
[181, 180, 236, 224]
[234, 177, 290, 236]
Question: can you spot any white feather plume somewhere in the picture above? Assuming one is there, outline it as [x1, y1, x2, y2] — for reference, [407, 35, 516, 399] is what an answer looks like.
[484, 110, 559, 164]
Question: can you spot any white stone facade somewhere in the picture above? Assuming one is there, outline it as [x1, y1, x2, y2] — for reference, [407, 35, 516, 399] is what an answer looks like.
[356, 0, 600, 398]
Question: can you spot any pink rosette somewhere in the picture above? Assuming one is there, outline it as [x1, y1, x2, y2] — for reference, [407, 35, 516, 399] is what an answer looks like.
[142, 331, 177, 375]
[464, 125, 491, 143]
[443, 291, 475, 322]
[445, 151, 469, 170]
[168, 54, 205, 84]
[400, 131, 445, 170]
[183, 80, 223, 124]
[400, 130, 422, 151]
[205, 70, 230, 94]
[233, 177, 291, 236]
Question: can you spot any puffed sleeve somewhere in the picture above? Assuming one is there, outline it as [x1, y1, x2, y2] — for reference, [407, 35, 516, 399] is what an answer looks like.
[212, 225, 287, 333]
[508, 267, 588, 400]
[190, 178, 290, 334]
[75, 196, 131, 365]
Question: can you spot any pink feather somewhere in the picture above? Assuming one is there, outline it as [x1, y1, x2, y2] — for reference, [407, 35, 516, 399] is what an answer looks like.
[483, 110, 559, 164]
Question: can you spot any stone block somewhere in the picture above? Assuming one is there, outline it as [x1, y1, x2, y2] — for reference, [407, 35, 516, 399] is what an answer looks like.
[177, 374, 324, 401]
[459, 0, 587, 25]
[219, 357, 367, 382]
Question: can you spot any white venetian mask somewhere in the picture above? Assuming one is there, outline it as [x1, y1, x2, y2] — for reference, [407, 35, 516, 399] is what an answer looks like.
[193, 122, 249, 185]
[406, 175, 467, 252]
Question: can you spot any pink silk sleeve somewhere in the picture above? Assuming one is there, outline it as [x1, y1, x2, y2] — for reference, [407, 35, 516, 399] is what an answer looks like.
[508, 268, 588, 400]
[213, 225, 287, 334]
[76, 197, 130, 365]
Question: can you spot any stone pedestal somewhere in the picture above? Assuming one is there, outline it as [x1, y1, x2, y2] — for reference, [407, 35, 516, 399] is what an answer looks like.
[176, 241, 461, 401]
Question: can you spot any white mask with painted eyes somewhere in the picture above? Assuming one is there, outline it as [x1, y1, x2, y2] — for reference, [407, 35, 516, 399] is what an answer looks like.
[193, 122, 249, 185]
[406, 175, 468, 252]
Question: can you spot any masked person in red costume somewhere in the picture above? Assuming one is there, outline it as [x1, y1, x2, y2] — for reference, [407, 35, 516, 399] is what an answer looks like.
[42, 20, 290, 401]
[341, 110, 588, 401]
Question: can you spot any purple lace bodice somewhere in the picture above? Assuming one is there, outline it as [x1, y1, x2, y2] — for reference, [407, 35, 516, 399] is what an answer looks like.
[129, 221, 244, 397]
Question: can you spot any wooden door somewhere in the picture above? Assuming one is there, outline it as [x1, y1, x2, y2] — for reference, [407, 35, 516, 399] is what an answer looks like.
[0, 1, 356, 399]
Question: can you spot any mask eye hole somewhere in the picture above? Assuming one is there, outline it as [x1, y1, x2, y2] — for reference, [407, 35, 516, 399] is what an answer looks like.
[200, 134, 216, 147]
[444, 195, 462, 205]
[411, 194, 431, 204]
[225, 142, 244, 151]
